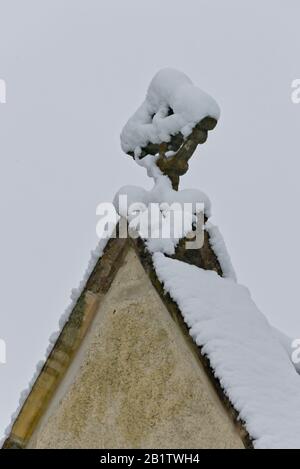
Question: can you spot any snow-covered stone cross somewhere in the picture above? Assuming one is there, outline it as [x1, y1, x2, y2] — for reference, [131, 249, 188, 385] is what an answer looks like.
[121, 68, 220, 190]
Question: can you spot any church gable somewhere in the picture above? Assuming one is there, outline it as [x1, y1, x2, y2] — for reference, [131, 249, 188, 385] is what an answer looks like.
[27, 246, 243, 449]
[4, 68, 299, 450]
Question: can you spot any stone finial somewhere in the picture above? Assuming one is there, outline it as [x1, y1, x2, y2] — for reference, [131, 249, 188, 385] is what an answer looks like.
[121, 68, 220, 189]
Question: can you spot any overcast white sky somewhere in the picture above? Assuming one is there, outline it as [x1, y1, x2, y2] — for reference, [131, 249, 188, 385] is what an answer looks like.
[0, 0, 300, 439]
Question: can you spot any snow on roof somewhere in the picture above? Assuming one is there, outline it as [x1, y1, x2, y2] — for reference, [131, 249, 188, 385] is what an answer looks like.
[4, 200, 300, 448]
[5, 67, 299, 447]
[153, 252, 300, 449]
[121, 68, 220, 155]
[206, 222, 237, 281]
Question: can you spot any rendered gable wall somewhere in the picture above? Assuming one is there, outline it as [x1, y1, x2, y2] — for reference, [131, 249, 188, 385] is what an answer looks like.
[28, 247, 244, 449]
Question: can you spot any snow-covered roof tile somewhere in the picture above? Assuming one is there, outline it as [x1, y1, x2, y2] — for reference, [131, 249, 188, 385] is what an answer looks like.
[153, 252, 300, 449]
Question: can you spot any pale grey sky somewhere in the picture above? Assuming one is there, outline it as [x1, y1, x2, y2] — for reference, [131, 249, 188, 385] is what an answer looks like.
[0, 0, 300, 438]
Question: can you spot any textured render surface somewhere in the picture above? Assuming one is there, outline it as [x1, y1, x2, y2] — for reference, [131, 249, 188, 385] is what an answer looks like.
[28, 247, 243, 449]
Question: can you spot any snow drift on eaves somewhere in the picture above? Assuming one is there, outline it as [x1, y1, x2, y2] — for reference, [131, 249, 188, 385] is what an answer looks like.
[153, 252, 300, 449]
